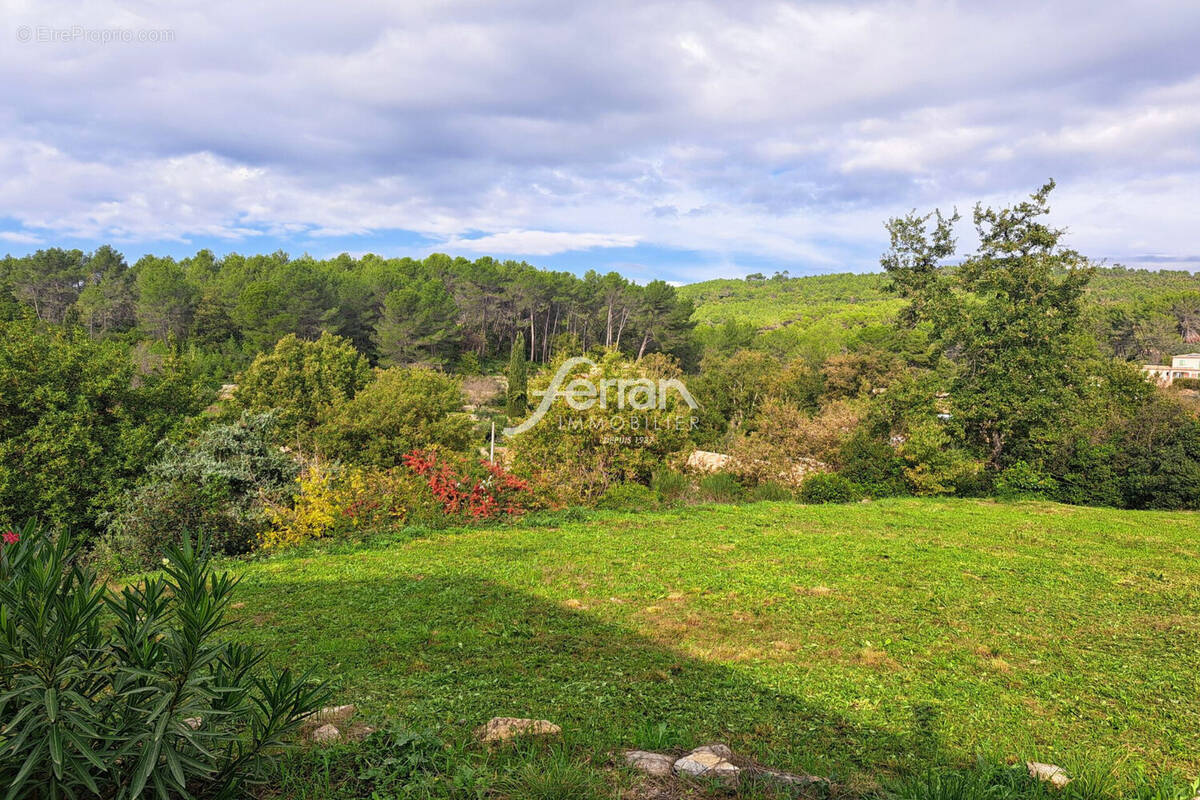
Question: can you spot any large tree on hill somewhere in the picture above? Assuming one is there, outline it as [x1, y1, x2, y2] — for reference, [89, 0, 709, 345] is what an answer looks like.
[883, 180, 1098, 467]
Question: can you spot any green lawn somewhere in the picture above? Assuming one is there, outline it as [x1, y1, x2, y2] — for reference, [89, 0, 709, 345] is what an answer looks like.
[226, 499, 1200, 788]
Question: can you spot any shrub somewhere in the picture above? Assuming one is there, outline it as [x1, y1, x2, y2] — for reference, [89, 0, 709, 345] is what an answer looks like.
[798, 472, 863, 504]
[897, 420, 984, 496]
[995, 460, 1059, 499]
[262, 461, 438, 549]
[747, 481, 794, 502]
[0, 317, 206, 537]
[836, 429, 909, 497]
[403, 450, 539, 519]
[315, 366, 473, 468]
[596, 482, 658, 511]
[697, 472, 745, 503]
[1171, 377, 1200, 390]
[728, 398, 863, 488]
[97, 413, 298, 571]
[650, 468, 690, 503]
[230, 331, 372, 442]
[506, 351, 694, 501]
[0, 521, 331, 798]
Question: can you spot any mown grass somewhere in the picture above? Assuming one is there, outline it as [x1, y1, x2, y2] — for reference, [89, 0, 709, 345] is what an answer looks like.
[225, 498, 1200, 796]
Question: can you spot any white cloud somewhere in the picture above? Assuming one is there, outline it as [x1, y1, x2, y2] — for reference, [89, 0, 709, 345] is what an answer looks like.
[0, 0, 1197, 275]
[440, 230, 639, 255]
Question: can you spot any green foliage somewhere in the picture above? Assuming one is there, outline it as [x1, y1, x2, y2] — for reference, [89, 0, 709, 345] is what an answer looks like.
[696, 471, 745, 503]
[315, 367, 474, 468]
[507, 351, 695, 500]
[885, 182, 1097, 467]
[0, 317, 206, 536]
[897, 420, 984, 496]
[746, 481, 794, 502]
[376, 278, 460, 366]
[231, 332, 372, 442]
[98, 413, 298, 571]
[0, 521, 331, 799]
[650, 467, 690, 503]
[506, 332, 529, 417]
[995, 461, 1059, 499]
[798, 472, 863, 503]
[1171, 377, 1200, 390]
[836, 429, 909, 497]
[596, 482, 659, 511]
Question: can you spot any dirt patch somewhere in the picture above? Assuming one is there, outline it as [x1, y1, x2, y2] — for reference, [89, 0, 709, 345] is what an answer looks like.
[462, 375, 505, 406]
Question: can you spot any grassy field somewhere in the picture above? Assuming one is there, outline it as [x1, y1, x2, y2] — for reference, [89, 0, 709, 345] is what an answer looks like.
[226, 499, 1200, 796]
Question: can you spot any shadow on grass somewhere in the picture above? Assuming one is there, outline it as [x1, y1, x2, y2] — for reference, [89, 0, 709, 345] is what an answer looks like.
[232, 570, 941, 779]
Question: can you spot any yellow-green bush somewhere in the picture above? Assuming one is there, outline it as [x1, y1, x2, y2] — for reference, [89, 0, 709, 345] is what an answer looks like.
[262, 461, 433, 549]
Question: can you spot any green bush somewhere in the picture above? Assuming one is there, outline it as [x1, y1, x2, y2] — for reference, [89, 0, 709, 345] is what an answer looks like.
[0, 521, 331, 798]
[0, 317, 206, 537]
[97, 413, 298, 572]
[650, 468, 690, 503]
[230, 331, 372, 443]
[696, 472, 745, 503]
[995, 460, 1059, 499]
[315, 366, 473, 468]
[798, 472, 864, 504]
[1171, 377, 1200, 390]
[596, 482, 659, 511]
[747, 481, 794, 502]
[837, 429, 909, 497]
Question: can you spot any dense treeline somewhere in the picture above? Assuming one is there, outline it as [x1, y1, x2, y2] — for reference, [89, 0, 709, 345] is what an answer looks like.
[0, 248, 697, 379]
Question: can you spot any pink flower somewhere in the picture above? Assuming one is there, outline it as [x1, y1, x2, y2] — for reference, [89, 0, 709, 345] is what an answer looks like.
[1, 530, 18, 546]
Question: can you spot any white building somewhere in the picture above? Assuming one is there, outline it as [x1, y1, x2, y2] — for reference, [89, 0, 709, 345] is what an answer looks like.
[1142, 354, 1200, 386]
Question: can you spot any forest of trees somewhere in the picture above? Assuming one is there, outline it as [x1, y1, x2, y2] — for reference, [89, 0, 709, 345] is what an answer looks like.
[0, 248, 697, 381]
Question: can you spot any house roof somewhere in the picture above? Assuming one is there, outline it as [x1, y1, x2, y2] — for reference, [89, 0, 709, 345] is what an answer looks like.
[1175, 353, 1200, 358]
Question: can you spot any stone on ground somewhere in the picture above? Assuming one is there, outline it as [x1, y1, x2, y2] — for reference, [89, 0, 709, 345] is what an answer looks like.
[314, 704, 357, 726]
[1027, 762, 1070, 789]
[311, 723, 341, 743]
[477, 717, 562, 743]
[758, 768, 829, 788]
[623, 750, 675, 777]
[691, 743, 733, 759]
[673, 749, 740, 783]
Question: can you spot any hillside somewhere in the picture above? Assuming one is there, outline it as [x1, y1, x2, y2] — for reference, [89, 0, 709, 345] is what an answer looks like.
[682, 267, 1200, 355]
[228, 498, 1200, 793]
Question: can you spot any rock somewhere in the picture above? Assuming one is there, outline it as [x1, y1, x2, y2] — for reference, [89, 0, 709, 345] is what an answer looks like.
[691, 743, 733, 760]
[673, 750, 740, 783]
[1027, 762, 1070, 789]
[477, 717, 562, 743]
[183, 717, 202, 730]
[686, 450, 732, 473]
[311, 723, 341, 743]
[624, 750, 675, 777]
[314, 704, 357, 726]
[758, 769, 829, 788]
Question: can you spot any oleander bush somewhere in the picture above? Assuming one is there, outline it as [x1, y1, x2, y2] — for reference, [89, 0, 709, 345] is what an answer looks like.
[0, 520, 330, 799]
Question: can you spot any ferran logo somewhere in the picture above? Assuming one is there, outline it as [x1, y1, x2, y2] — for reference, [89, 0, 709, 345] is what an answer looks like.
[503, 357, 700, 436]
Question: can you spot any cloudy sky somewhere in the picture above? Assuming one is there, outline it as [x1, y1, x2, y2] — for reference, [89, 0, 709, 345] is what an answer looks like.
[2, 1, 1198, 282]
